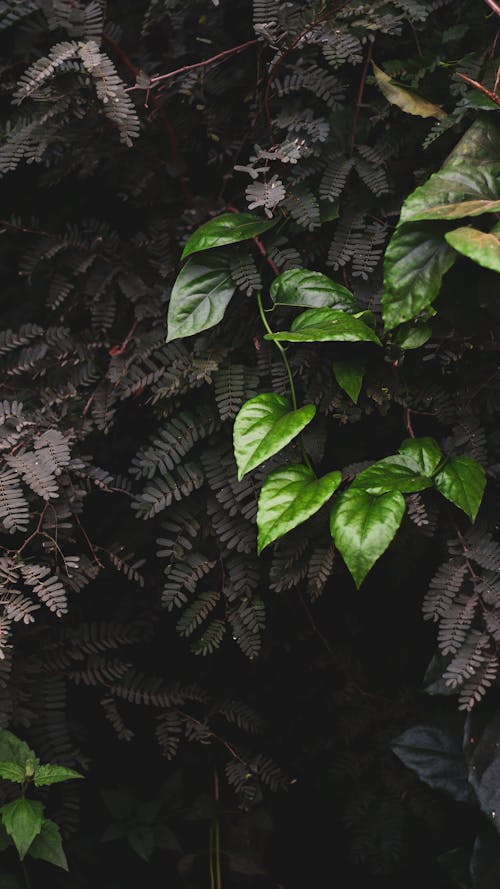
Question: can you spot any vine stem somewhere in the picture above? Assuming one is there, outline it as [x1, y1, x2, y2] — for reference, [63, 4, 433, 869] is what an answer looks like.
[257, 292, 313, 471]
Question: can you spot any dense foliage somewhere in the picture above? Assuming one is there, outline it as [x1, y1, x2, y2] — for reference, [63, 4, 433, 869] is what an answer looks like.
[0, 0, 500, 886]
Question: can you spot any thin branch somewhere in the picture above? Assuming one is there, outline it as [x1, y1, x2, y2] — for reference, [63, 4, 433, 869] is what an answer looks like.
[350, 40, 374, 155]
[456, 71, 500, 107]
[484, 0, 500, 16]
[127, 40, 258, 92]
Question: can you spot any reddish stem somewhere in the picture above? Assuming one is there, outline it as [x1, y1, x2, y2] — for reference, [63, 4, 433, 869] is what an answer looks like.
[457, 71, 500, 107]
[484, 0, 500, 16]
[136, 39, 259, 90]
[350, 40, 374, 156]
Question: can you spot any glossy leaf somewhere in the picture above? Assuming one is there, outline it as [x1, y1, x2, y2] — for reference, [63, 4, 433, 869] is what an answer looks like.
[398, 437, 443, 477]
[392, 725, 471, 804]
[382, 223, 456, 330]
[329, 488, 405, 587]
[445, 225, 500, 274]
[434, 456, 486, 522]
[0, 763, 25, 784]
[266, 307, 381, 344]
[166, 251, 236, 341]
[399, 163, 500, 224]
[233, 394, 316, 480]
[392, 320, 432, 350]
[469, 712, 500, 831]
[373, 62, 445, 120]
[1, 798, 43, 860]
[333, 359, 364, 404]
[181, 213, 277, 260]
[34, 764, 83, 787]
[270, 269, 356, 311]
[352, 455, 433, 495]
[257, 464, 341, 554]
[445, 118, 500, 166]
[29, 819, 68, 870]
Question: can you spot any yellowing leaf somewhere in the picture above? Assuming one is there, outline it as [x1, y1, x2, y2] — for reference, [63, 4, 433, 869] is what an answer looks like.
[373, 63, 446, 121]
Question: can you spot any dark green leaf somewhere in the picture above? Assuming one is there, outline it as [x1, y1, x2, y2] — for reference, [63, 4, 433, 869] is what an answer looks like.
[332, 359, 364, 404]
[34, 764, 83, 787]
[270, 269, 356, 311]
[352, 455, 433, 494]
[29, 819, 68, 870]
[445, 118, 500, 166]
[392, 320, 432, 349]
[266, 307, 381, 344]
[434, 456, 486, 522]
[166, 251, 236, 341]
[0, 763, 26, 784]
[233, 394, 316, 480]
[399, 163, 500, 223]
[329, 488, 405, 587]
[127, 825, 155, 862]
[181, 213, 277, 260]
[257, 464, 341, 554]
[382, 223, 456, 330]
[398, 437, 443, 477]
[1, 798, 43, 860]
[392, 725, 471, 804]
[445, 225, 500, 274]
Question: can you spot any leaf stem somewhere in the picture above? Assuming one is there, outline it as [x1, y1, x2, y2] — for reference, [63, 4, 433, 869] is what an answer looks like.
[209, 821, 215, 889]
[21, 860, 32, 889]
[215, 818, 222, 889]
[257, 292, 313, 471]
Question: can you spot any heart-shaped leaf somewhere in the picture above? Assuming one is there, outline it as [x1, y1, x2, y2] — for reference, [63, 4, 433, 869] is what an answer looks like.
[29, 819, 68, 870]
[166, 251, 236, 341]
[181, 213, 277, 260]
[398, 437, 443, 477]
[270, 269, 356, 311]
[352, 455, 433, 495]
[382, 223, 456, 330]
[330, 488, 405, 587]
[265, 308, 381, 344]
[445, 224, 500, 273]
[392, 725, 471, 804]
[399, 163, 500, 223]
[1, 799, 43, 860]
[333, 359, 364, 404]
[434, 456, 486, 522]
[373, 62, 446, 120]
[257, 464, 341, 554]
[233, 394, 316, 480]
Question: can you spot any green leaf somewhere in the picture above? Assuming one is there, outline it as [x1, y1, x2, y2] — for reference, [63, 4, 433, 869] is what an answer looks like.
[332, 359, 364, 404]
[392, 320, 432, 350]
[372, 62, 446, 120]
[257, 464, 341, 554]
[445, 118, 500, 167]
[392, 726, 471, 804]
[434, 456, 486, 522]
[233, 394, 316, 480]
[166, 251, 236, 342]
[382, 223, 456, 330]
[330, 488, 405, 588]
[28, 819, 68, 870]
[127, 825, 155, 862]
[181, 213, 277, 260]
[399, 163, 500, 223]
[445, 225, 500, 274]
[0, 731, 37, 772]
[34, 764, 83, 787]
[270, 269, 356, 311]
[265, 308, 381, 344]
[1, 798, 43, 860]
[398, 437, 443, 477]
[352, 455, 433, 495]
[0, 763, 26, 784]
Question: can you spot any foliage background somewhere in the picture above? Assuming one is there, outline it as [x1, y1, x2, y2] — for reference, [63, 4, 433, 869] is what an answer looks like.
[0, 0, 499, 886]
